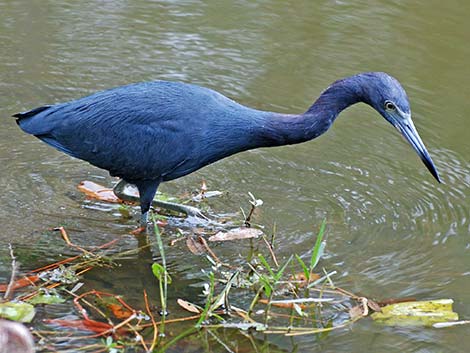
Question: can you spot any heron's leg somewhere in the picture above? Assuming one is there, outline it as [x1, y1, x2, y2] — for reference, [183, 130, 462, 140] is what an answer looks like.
[134, 180, 160, 227]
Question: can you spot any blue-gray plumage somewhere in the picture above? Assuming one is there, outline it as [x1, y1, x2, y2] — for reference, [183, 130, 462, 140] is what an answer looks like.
[15, 72, 441, 227]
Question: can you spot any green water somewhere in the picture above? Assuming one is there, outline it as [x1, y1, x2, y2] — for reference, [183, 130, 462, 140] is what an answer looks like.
[1, 1, 470, 352]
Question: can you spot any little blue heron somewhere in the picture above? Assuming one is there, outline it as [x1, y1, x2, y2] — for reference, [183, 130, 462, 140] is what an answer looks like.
[15, 72, 440, 228]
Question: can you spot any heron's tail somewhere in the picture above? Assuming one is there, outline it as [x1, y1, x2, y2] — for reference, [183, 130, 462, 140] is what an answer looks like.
[13, 105, 52, 122]
[13, 105, 56, 136]
[14, 104, 79, 158]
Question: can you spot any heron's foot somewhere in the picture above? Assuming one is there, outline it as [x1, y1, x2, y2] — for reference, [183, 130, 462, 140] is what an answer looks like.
[151, 199, 208, 220]
[112, 179, 139, 203]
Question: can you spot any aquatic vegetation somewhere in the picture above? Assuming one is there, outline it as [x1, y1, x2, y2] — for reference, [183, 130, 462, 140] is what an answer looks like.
[0, 187, 465, 352]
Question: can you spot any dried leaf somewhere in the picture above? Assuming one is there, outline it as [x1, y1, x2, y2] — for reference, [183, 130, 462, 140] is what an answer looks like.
[258, 299, 306, 309]
[107, 303, 133, 319]
[177, 299, 201, 314]
[186, 236, 206, 255]
[208, 227, 263, 242]
[77, 181, 121, 203]
[91, 295, 134, 320]
[289, 272, 321, 287]
[371, 299, 458, 327]
[349, 305, 364, 320]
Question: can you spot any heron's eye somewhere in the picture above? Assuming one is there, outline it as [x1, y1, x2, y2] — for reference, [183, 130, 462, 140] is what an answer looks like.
[384, 101, 396, 111]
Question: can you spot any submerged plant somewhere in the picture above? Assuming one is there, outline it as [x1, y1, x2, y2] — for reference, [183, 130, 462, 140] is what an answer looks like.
[151, 214, 172, 338]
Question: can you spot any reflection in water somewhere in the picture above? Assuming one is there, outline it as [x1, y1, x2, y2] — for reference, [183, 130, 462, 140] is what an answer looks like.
[1, 0, 470, 352]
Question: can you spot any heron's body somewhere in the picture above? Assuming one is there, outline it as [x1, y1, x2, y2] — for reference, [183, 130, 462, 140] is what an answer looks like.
[17, 81, 335, 181]
[15, 72, 440, 225]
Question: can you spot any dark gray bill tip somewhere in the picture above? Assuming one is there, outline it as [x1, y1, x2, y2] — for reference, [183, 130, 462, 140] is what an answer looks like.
[395, 118, 441, 184]
[421, 154, 442, 183]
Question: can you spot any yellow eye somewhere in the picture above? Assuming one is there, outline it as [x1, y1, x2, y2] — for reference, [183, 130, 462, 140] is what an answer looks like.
[384, 101, 396, 111]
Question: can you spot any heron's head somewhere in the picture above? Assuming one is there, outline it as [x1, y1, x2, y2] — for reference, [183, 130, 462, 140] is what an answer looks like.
[356, 72, 441, 183]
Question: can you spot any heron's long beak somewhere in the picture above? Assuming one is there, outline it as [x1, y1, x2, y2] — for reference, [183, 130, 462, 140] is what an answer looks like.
[393, 115, 441, 183]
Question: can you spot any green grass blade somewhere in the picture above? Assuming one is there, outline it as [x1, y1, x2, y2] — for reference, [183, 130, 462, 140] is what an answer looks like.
[258, 254, 275, 278]
[274, 255, 293, 281]
[310, 219, 326, 271]
[196, 272, 215, 328]
[295, 254, 309, 281]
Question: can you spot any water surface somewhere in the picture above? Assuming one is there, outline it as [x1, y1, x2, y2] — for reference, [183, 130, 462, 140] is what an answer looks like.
[1, 1, 470, 352]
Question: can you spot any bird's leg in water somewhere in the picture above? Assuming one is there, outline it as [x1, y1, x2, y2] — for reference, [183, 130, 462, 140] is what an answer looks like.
[140, 211, 149, 227]
[112, 179, 208, 223]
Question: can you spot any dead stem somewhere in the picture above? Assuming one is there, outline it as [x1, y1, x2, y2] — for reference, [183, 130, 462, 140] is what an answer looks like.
[261, 235, 279, 268]
[102, 313, 137, 336]
[53, 226, 95, 256]
[139, 314, 201, 328]
[4, 243, 19, 300]
[144, 289, 158, 351]
[197, 236, 223, 264]
[334, 287, 361, 300]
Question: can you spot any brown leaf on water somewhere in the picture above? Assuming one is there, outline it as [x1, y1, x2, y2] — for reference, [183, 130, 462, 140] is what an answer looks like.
[186, 236, 205, 255]
[288, 272, 321, 287]
[177, 299, 201, 314]
[349, 305, 365, 320]
[258, 299, 306, 310]
[77, 181, 121, 203]
[107, 303, 134, 320]
[208, 227, 263, 242]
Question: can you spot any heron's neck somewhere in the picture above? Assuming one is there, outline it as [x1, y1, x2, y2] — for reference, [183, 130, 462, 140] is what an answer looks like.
[256, 78, 362, 147]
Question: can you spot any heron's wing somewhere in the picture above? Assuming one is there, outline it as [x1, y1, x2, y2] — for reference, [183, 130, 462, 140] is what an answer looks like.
[36, 135, 80, 158]
[15, 82, 201, 180]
